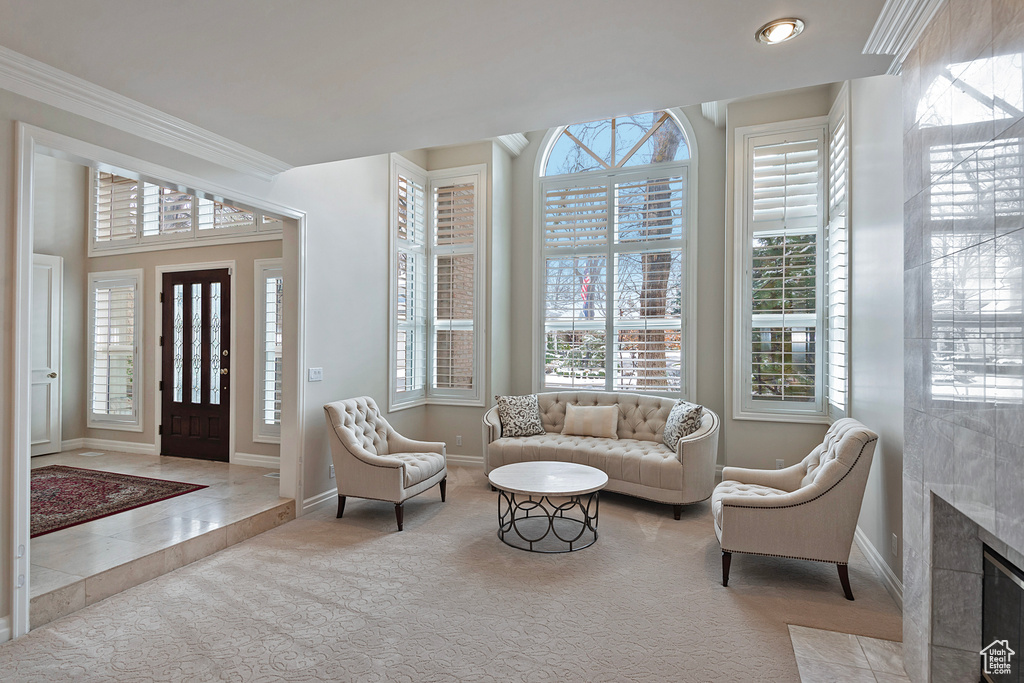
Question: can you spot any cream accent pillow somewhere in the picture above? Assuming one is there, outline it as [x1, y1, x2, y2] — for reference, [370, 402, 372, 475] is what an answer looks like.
[561, 404, 619, 439]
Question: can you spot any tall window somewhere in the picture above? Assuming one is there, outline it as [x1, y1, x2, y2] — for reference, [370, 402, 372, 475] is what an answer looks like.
[255, 259, 283, 442]
[734, 119, 828, 420]
[390, 156, 486, 409]
[88, 270, 143, 430]
[827, 87, 850, 419]
[538, 111, 694, 396]
[91, 170, 282, 254]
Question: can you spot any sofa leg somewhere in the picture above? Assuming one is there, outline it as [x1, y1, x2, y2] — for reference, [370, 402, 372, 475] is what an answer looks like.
[722, 551, 732, 587]
[395, 503, 404, 531]
[837, 563, 854, 601]
[673, 504, 682, 520]
[337, 496, 346, 519]
[440, 477, 447, 502]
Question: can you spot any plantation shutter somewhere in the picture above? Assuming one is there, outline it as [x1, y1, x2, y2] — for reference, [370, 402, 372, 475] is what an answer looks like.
[541, 177, 610, 389]
[540, 166, 687, 393]
[432, 179, 477, 392]
[94, 173, 140, 243]
[744, 127, 825, 413]
[827, 97, 850, 418]
[142, 184, 193, 237]
[89, 272, 140, 425]
[394, 167, 428, 399]
[198, 198, 256, 232]
[262, 269, 284, 431]
[750, 138, 820, 230]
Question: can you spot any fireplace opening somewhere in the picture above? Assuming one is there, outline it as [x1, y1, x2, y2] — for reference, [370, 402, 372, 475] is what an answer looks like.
[983, 545, 1024, 682]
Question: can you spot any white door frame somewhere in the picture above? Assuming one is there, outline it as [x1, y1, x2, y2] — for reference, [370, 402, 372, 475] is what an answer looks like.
[30, 253, 63, 456]
[9, 122, 308, 639]
[154, 261, 238, 463]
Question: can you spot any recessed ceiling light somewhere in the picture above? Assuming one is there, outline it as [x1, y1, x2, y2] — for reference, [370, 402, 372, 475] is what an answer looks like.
[756, 18, 805, 45]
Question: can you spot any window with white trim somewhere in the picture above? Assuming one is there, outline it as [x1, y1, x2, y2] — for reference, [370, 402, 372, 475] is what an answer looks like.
[826, 88, 850, 419]
[91, 170, 281, 254]
[538, 111, 693, 396]
[389, 156, 486, 409]
[254, 259, 283, 442]
[88, 269, 143, 430]
[735, 120, 828, 420]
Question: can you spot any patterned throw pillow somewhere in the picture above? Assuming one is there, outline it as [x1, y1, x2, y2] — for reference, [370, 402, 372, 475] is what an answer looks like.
[495, 395, 545, 437]
[663, 400, 704, 451]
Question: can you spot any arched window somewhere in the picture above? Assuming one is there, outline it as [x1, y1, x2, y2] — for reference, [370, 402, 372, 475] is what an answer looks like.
[536, 110, 695, 396]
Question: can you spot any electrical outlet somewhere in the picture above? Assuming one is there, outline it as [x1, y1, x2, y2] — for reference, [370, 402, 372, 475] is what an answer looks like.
[456, 435, 462, 446]
[775, 459, 785, 469]
[329, 464, 335, 479]
[891, 533, 898, 557]
[308, 367, 323, 382]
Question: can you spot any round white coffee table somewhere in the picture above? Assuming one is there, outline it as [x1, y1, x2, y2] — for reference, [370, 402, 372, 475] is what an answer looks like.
[487, 461, 608, 553]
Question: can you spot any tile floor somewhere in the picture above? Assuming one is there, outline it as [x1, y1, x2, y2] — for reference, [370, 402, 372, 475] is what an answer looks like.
[790, 625, 910, 682]
[29, 449, 293, 626]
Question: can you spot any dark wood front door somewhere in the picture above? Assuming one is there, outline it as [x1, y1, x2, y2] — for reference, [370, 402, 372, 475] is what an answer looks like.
[161, 269, 231, 461]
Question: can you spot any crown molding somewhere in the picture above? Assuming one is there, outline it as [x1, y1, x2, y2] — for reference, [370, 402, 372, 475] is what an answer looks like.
[863, 0, 946, 75]
[0, 45, 291, 180]
[493, 133, 529, 157]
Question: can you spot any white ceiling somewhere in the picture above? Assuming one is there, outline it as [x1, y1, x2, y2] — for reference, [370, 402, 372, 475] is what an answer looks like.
[0, 1, 893, 168]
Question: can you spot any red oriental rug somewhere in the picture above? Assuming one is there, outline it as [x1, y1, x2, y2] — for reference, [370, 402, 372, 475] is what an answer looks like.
[31, 465, 207, 538]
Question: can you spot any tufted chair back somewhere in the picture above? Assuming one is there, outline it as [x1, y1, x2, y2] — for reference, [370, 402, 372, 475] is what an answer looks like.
[798, 418, 877, 490]
[536, 391, 676, 443]
[324, 396, 392, 456]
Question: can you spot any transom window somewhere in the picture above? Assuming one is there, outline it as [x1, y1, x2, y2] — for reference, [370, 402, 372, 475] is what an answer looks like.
[90, 170, 282, 255]
[538, 110, 694, 396]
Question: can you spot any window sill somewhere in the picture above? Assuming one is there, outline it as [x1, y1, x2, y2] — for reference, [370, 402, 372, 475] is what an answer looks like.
[86, 419, 144, 433]
[731, 409, 830, 425]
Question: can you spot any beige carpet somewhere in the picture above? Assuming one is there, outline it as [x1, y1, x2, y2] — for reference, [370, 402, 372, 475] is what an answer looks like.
[0, 465, 901, 682]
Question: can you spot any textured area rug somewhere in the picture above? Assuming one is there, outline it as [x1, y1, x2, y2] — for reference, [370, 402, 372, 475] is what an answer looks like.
[4, 466, 901, 681]
[31, 465, 206, 538]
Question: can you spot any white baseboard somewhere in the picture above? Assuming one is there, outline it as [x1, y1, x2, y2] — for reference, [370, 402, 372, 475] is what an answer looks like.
[303, 487, 338, 513]
[61, 438, 157, 456]
[854, 526, 903, 610]
[232, 452, 280, 469]
[0, 614, 10, 643]
[446, 453, 483, 467]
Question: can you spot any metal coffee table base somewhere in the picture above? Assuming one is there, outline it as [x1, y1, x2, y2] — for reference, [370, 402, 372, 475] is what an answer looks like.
[497, 489, 600, 553]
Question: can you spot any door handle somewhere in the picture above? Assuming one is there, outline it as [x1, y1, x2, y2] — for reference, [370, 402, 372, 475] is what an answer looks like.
[220, 369, 229, 375]
[47, 372, 57, 379]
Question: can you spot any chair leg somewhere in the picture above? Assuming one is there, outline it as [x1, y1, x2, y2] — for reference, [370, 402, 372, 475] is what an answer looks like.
[490, 484, 497, 492]
[673, 504, 682, 520]
[395, 502, 404, 531]
[336, 495, 346, 519]
[837, 563, 854, 601]
[722, 551, 732, 587]
[440, 477, 447, 502]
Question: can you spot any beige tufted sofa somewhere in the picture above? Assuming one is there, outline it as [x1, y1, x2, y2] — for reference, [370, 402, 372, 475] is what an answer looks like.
[324, 396, 447, 531]
[482, 391, 720, 519]
[712, 417, 878, 599]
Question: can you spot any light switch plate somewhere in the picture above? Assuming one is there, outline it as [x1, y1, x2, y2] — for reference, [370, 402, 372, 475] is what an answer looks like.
[308, 367, 323, 382]
[456, 435, 462, 446]
[775, 459, 785, 469]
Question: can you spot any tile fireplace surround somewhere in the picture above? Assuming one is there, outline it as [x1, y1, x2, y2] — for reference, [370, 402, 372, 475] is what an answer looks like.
[902, 0, 1024, 680]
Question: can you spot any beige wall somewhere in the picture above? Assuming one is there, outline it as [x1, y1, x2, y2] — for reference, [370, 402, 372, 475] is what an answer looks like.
[722, 86, 835, 468]
[32, 154, 88, 443]
[848, 75, 905, 582]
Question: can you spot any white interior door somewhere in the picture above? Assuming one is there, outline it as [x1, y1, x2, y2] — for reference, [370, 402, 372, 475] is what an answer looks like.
[31, 253, 63, 456]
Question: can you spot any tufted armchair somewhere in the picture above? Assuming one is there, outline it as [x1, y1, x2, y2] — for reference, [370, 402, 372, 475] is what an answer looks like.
[324, 397, 447, 531]
[712, 418, 878, 599]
